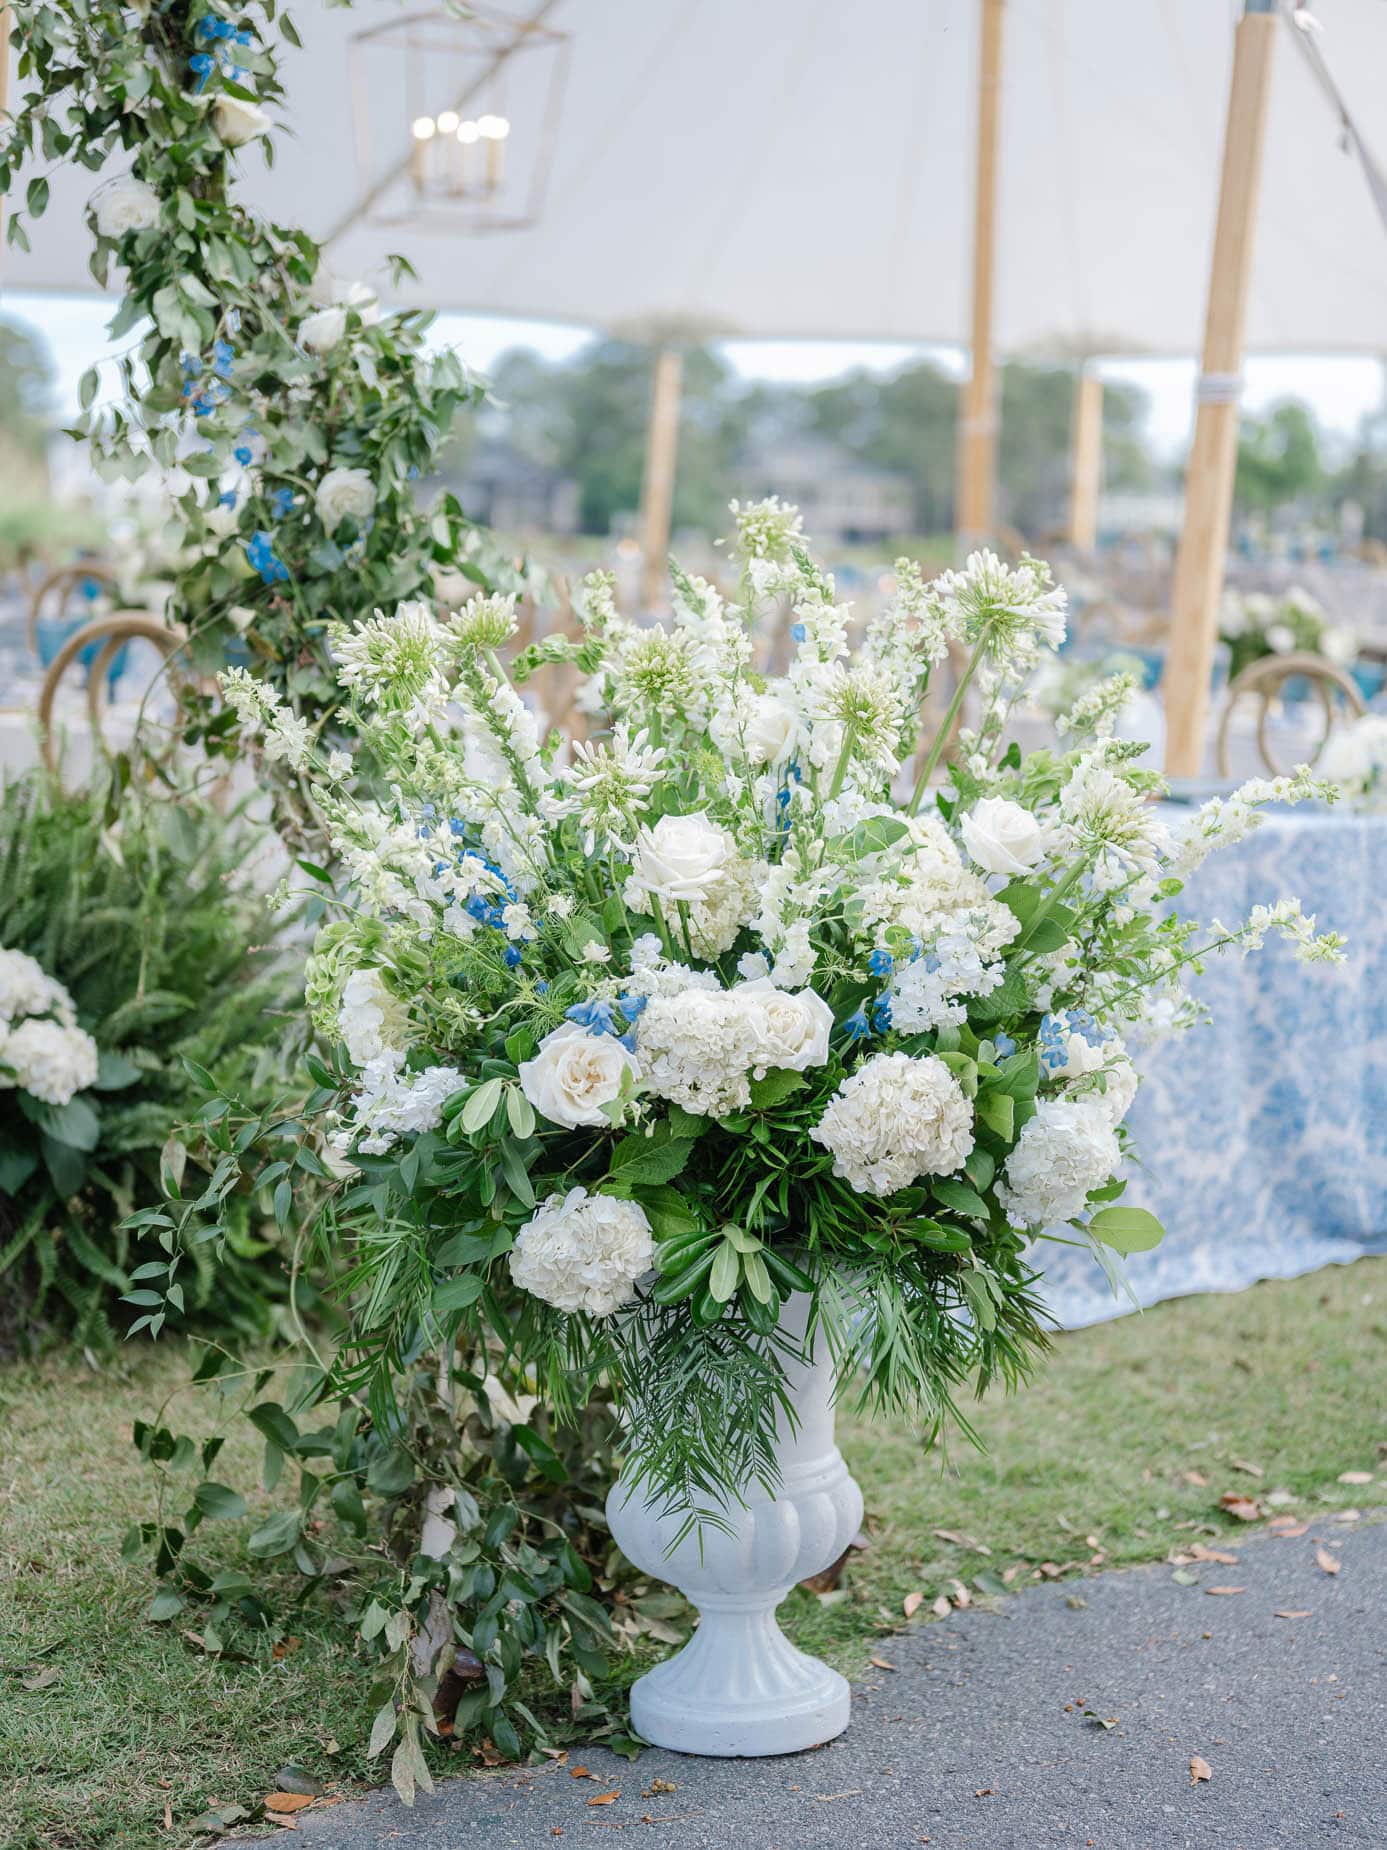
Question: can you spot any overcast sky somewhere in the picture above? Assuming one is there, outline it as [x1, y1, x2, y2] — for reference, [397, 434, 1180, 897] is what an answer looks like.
[7, 291, 1383, 462]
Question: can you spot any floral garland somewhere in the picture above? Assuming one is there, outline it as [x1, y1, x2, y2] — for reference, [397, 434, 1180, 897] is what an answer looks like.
[0, 0, 502, 763]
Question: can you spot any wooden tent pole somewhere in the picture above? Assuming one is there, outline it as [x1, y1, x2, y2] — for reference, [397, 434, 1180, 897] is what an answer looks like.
[0, 5, 11, 264]
[1067, 367, 1104, 554]
[637, 345, 682, 613]
[955, 0, 1004, 554]
[1163, 1, 1278, 777]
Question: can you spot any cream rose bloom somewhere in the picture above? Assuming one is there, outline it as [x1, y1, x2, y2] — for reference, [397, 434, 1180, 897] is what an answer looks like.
[735, 978, 833, 1075]
[628, 812, 733, 904]
[300, 306, 348, 355]
[518, 1023, 638, 1129]
[743, 692, 801, 767]
[212, 94, 273, 147]
[508, 1187, 653, 1318]
[315, 466, 376, 533]
[90, 174, 161, 239]
[960, 797, 1050, 876]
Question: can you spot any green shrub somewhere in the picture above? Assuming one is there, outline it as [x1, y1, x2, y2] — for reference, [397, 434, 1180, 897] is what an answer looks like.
[0, 770, 302, 1349]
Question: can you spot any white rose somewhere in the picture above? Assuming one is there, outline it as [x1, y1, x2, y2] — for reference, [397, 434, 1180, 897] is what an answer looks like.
[300, 306, 348, 355]
[518, 1023, 639, 1129]
[315, 466, 376, 533]
[1266, 623, 1296, 654]
[90, 175, 161, 239]
[743, 692, 801, 767]
[212, 94, 272, 147]
[735, 978, 833, 1074]
[960, 796, 1050, 876]
[629, 812, 732, 904]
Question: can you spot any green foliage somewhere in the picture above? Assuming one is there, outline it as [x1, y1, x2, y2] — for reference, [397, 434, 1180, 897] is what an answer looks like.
[0, 769, 302, 1349]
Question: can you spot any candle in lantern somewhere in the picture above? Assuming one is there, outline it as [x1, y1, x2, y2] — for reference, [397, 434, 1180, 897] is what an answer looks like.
[410, 114, 436, 193]
[455, 117, 480, 196]
[478, 113, 510, 192]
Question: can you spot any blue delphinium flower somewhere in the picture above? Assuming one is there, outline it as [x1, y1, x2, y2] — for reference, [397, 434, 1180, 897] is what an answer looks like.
[566, 999, 618, 1036]
[233, 442, 254, 467]
[868, 947, 894, 980]
[504, 946, 523, 969]
[789, 622, 807, 643]
[270, 487, 295, 520]
[617, 993, 647, 1022]
[992, 1030, 1017, 1058]
[245, 530, 289, 585]
[843, 1006, 871, 1042]
[870, 994, 892, 1034]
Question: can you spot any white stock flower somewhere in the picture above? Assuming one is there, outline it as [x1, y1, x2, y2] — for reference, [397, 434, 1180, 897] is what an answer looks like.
[960, 796, 1051, 876]
[518, 1023, 638, 1129]
[90, 174, 160, 239]
[263, 710, 312, 768]
[315, 466, 376, 533]
[2, 1018, 99, 1106]
[628, 812, 734, 905]
[332, 1050, 463, 1155]
[300, 306, 348, 354]
[996, 1097, 1120, 1229]
[212, 94, 272, 147]
[508, 1187, 653, 1318]
[734, 978, 833, 1074]
[812, 1052, 973, 1197]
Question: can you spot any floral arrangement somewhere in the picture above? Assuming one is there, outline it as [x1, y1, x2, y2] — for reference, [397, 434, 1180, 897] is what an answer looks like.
[1219, 585, 1356, 682]
[1318, 713, 1387, 810]
[0, 0, 525, 835]
[212, 504, 1341, 1526]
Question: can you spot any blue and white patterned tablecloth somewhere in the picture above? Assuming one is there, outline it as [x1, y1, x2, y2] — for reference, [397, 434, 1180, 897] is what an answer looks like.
[1036, 807, 1387, 1328]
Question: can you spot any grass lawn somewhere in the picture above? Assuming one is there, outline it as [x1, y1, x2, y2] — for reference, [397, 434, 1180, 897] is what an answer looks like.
[3, 1257, 1385, 1850]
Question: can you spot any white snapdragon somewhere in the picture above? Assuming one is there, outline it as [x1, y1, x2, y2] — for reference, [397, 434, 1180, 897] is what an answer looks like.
[996, 1097, 1119, 1229]
[1168, 766, 1333, 881]
[518, 1024, 639, 1129]
[263, 711, 312, 769]
[509, 1188, 653, 1318]
[315, 466, 377, 533]
[812, 1053, 973, 1197]
[1055, 671, 1137, 742]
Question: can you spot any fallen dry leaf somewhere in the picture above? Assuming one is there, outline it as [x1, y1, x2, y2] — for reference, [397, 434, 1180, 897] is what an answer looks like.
[1189, 1544, 1240, 1566]
[19, 1666, 60, 1692]
[1189, 1755, 1212, 1786]
[931, 1594, 952, 1618]
[903, 1591, 924, 1619]
[1339, 1470, 1373, 1485]
[1230, 1458, 1264, 1478]
[1315, 1546, 1341, 1576]
[1205, 1586, 1246, 1597]
[162, 1801, 172, 1832]
[974, 1786, 994, 1798]
[1182, 1470, 1209, 1487]
[1268, 1517, 1308, 1537]
[870, 1657, 897, 1672]
[587, 1791, 620, 1807]
[1274, 1609, 1312, 1620]
[813, 1791, 863, 1803]
[1218, 1493, 1262, 1522]
[263, 1794, 314, 1815]
[569, 1766, 594, 1780]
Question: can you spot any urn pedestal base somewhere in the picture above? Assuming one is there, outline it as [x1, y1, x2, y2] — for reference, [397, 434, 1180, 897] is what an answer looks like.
[628, 1596, 851, 1757]
[606, 1291, 863, 1759]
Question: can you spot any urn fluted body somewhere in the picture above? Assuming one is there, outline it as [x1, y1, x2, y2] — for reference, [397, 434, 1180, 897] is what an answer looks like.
[605, 1291, 864, 1756]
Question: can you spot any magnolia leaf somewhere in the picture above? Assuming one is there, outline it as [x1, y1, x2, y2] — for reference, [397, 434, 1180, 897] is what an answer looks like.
[505, 1085, 536, 1140]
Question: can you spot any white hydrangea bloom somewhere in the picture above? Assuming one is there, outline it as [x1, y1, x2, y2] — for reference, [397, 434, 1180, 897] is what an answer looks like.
[0, 948, 74, 1026]
[996, 1097, 1120, 1229]
[337, 967, 405, 1065]
[812, 1052, 973, 1197]
[2, 1017, 100, 1106]
[508, 1187, 653, 1318]
[636, 988, 767, 1117]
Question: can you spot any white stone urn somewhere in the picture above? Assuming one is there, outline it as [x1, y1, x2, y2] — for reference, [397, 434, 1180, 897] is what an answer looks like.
[605, 1290, 864, 1757]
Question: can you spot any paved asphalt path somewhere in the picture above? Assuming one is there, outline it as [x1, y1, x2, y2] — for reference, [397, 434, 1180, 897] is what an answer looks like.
[282, 1517, 1386, 1850]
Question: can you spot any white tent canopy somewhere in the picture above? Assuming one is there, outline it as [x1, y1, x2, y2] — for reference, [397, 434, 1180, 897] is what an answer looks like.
[8, 0, 1387, 354]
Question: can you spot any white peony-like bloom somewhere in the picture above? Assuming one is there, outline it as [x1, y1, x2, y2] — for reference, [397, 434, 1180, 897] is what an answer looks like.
[2, 1017, 100, 1106]
[337, 968, 404, 1065]
[518, 1023, 639, 1129]
[509, 1187, 653, 1318]
[960, 797, 1051, 876]
[90, 174, 160, 239]
[212, 94, 272, 146]
[300, 306, 348, 354]
[742, 691, 802, 767]
[734, 978, 833, 1075]
[812, 1052, 973, 1197]
[996, 1097, 1120, 1229]
[628, 811, 733, 905]
[636, 988, 765, 1117]
[315, 466, 376, 533]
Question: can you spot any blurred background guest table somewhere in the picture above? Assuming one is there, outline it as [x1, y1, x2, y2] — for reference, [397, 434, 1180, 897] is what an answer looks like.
[1037, 802, 1387, 1327]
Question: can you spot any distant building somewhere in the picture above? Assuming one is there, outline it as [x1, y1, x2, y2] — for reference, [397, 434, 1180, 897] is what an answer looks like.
[739, 438, 913, 547]
[453, 439, 580, 535]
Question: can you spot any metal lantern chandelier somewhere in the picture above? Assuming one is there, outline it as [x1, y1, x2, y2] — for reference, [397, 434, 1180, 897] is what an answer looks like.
[347, 5, 571, 232]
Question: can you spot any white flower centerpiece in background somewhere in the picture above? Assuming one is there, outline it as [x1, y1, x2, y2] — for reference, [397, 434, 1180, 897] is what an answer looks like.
[228, 507, 1341, 1751]
[0, 946, 115, 1209]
